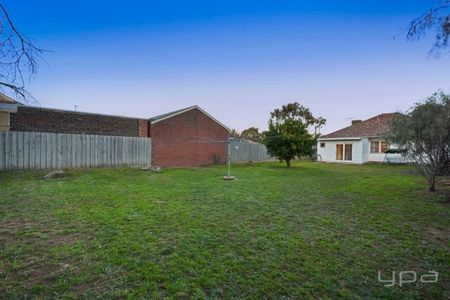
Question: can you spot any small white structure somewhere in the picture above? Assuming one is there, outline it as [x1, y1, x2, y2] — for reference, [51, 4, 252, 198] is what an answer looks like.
[0, 94, 18, 131]
[317, 113, 405, 164]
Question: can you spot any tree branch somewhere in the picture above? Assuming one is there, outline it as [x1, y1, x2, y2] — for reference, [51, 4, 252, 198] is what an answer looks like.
[0, 4, 47, 103]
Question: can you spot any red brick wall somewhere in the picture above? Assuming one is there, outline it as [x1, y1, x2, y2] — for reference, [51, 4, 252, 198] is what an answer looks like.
[10, 106, 149, 137]
[138, 119, 149, 137]
[150, 108, 228, 167]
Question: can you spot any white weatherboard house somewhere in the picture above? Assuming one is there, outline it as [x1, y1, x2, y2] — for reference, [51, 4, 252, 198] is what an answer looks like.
[317, 113, 405, 164]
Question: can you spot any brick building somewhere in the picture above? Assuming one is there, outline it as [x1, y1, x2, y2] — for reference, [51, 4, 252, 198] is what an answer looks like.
[8, 104, 229, 167]
[150, 106, 229, 167]
[10, 106, 149, 137]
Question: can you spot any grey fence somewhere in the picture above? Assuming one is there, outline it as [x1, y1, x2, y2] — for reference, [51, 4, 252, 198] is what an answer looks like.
[230, 139, 274, 162]
[0, 131, 151, 170]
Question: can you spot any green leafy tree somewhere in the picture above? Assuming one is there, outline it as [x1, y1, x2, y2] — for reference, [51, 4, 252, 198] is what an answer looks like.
[388, 91, 449, 192]
[229, 128, 241, 139]
[263, 102, 325, 168]
[240, 127, 263, 143]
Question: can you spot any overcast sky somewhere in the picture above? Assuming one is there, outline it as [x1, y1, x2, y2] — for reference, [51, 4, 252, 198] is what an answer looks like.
[4, 0, 450, 134]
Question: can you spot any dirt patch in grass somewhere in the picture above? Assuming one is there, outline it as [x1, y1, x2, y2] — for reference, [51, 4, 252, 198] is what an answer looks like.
[1, 217, 41, 231]
[23, 263, 65, 288]
[433, 183, 450, 205]
[73, 278, 108, 297]
[0, 218, 41, 245]
[1, 217, 89, 246]
[423, 225, 450, 246]
[0, 216, 94, 296]
[399, 169, 421, 176]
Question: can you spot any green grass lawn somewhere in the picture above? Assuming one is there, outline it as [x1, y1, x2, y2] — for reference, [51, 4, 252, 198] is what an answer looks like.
[0, 162, 449, 299]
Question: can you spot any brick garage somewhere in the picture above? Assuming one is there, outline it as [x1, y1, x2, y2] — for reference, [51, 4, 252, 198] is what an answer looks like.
[150, 106, 229, 167]
[10, 106, 149, 137]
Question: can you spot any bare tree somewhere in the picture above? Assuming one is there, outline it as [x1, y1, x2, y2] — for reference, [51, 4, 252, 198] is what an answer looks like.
[406, 0, 450, 55]
[0, 4, 45, 103]
[388, 91, 449, 192]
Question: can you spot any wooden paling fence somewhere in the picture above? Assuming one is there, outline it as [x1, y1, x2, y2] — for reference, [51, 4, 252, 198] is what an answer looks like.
[230, 139, 274, 162]
[0, 131, 151, 170]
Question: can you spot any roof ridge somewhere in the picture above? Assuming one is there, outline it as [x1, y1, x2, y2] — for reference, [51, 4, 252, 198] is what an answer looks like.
[362, 112, 395, 122]
[149, 105, 230, 131]
[320, 113, 395, 139]
[149, 105, 198, 121]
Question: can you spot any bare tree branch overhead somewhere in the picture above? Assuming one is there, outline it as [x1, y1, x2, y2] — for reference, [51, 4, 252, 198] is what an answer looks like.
[407, 0, 450, 55]
[0, 4, 46, 103]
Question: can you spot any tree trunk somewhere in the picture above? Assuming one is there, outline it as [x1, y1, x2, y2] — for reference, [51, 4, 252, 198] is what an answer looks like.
[286, 160, 291, 168]
[429, 178, 436, 192]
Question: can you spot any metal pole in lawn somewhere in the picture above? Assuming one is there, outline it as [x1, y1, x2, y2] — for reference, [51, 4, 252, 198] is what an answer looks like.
[223, 137, 235, 180]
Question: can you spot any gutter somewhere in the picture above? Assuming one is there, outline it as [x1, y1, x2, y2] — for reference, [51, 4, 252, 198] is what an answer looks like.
[0, 103, 18, 113]
[318, 137, 362, 141]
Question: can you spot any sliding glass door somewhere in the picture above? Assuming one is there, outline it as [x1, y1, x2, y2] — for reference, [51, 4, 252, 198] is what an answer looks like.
[344, 144, 352, 160]
[336, 144, 352, 161]
[336, 144, 343, 160]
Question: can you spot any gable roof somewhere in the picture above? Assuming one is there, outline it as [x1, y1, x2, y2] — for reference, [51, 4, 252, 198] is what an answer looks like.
[150, 106, 195, 122]
[149, 105, 230, 131]
[320, 113, 396, 139]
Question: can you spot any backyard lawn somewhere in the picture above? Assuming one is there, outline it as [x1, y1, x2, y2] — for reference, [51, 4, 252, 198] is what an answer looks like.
[0, 162, 449, 299]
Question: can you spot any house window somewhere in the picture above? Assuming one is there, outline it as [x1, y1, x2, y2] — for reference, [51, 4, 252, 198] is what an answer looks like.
[370, 141, 380, 153]
[371, 141, 389, 153]
[380, 141, 389, 153]
[345, 144, 352, 160]
[336, 144, 343, 160]
[320, 142, 325, 148]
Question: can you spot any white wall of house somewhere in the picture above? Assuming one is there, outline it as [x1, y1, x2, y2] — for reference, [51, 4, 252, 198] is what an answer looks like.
[318, 137, 407, 164]
[368, 138, 385, 162]
[367, 138, 406, 163]
[368, 153, 386, 162]
[361, 138, 369, 163]
[368, 151, 405, 163]
[0, 103, 17, 131]
[0, 111, 10, 131]
[317, 139, 364, 164]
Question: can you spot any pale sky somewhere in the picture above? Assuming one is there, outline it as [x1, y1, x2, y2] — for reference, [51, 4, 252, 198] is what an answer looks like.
[4, 0, 450, 134]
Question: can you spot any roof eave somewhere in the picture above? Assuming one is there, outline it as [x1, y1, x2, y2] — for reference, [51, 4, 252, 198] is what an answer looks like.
[0, 103, 18, 113]
[150, 105, 230, 132]
[318, 137, 362, 141]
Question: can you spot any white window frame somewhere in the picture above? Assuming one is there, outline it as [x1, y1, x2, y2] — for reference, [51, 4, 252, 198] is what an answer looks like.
[370, 140, 389, 153]
[336, 143, 353, 161]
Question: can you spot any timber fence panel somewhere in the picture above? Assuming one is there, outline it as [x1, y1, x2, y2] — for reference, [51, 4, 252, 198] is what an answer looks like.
[230, 139, 275, 163]
[0, 131, 151, 170]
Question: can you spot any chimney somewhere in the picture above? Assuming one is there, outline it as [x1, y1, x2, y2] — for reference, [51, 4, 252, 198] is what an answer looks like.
[352, 120, 362, 125]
